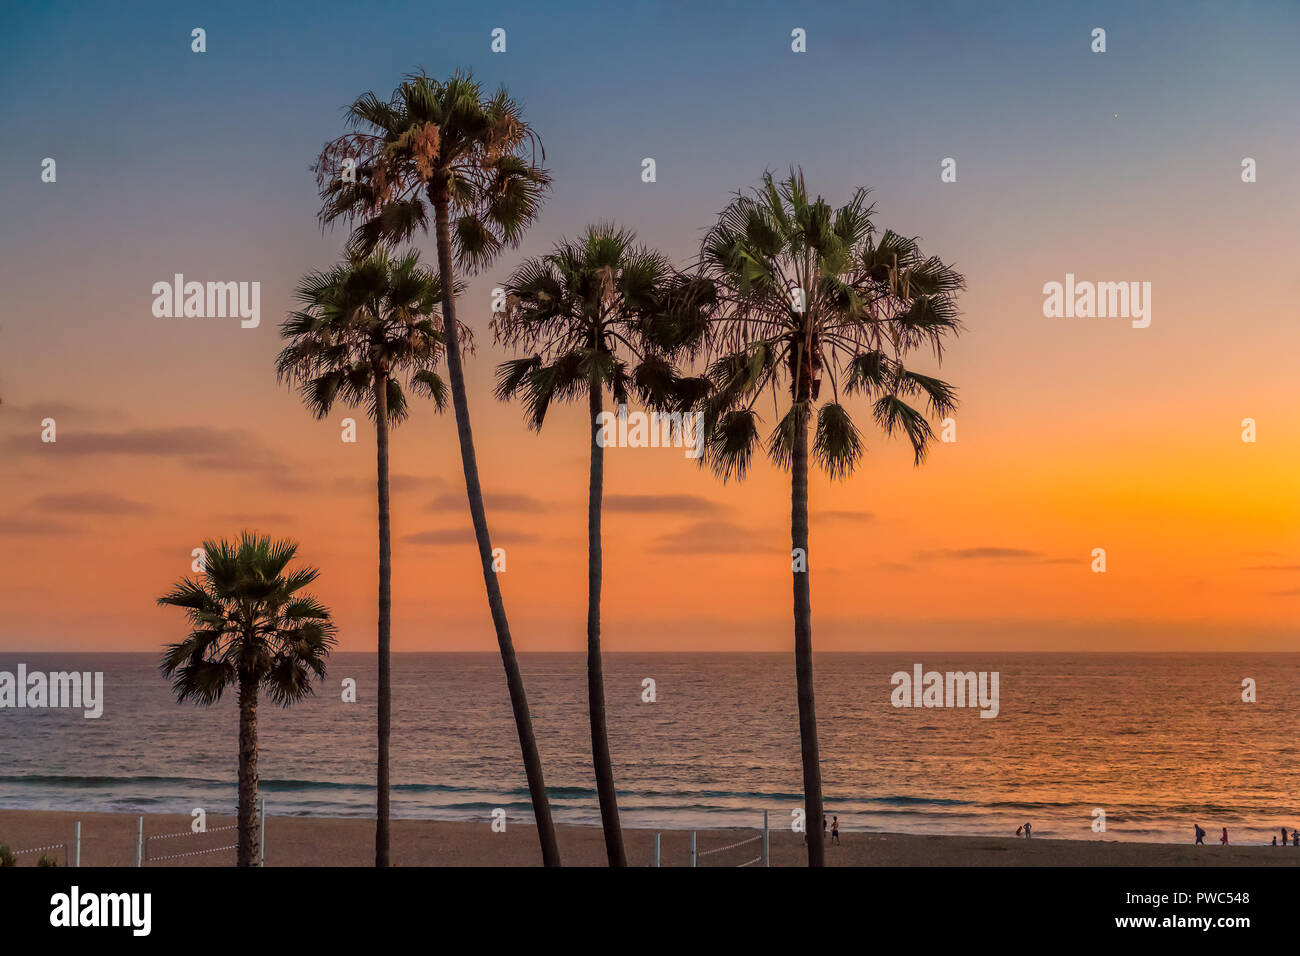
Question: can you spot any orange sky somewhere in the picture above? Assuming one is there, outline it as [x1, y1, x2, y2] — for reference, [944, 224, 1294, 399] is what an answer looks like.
[2, 4, 1298, 652]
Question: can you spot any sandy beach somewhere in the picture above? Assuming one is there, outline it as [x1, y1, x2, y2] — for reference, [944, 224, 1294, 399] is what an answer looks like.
[2, 810, 1296, 867]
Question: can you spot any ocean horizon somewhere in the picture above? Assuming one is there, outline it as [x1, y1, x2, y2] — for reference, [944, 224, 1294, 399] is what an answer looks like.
[2, 651, 1296, 845]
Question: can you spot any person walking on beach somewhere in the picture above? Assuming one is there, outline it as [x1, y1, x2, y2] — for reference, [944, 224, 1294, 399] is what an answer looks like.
[830, 816, 840, 846]
[1291, 829, 1298, 846]
[1283, 827, 1289, 847]
[1193, 824, 1205, 845]
[1219, 828, 1229, 846]
[1023, 822, 1032, 838]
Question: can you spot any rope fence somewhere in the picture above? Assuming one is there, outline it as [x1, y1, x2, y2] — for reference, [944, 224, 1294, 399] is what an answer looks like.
[3, 807, 264, 867]
[147, 824, 239, 842]
[697, 832, 763, 867]
[12, 842, 69, 865]
[651, 811, 771, 867]
[138, 797, 265, 866]
[146, 842, 239, 863]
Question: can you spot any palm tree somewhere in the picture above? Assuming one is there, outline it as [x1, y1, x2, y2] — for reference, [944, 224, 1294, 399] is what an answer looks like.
[694, 169, 965, 866]
[313, 70, 561, 865]
[492, 224, 690, 866]
[158, 533, 337, 867]
[275, 248, 447, 867]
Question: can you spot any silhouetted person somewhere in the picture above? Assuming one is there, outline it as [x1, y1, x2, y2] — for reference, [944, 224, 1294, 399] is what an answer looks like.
[1272, 836, 1278, 846]
[1282, 827, 1288, 847]
[1220, 828, 1229, 846]
[830, 816, 840, 846]
[1193, 824, 1206, 845]
[1023, 822, 1032, 838]
[1292, 829, 1298, 847]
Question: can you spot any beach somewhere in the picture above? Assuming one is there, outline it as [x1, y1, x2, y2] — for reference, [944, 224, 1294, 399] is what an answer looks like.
[2, 810, 1295, 867]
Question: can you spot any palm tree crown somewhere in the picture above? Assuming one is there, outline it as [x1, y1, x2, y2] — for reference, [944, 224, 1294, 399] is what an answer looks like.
[697, 168, 965, 479]
[157, 533, 337, 706]
[275, 247, 449, 422]
[492, 223, 683, 421]
[315, 69, 550, 269]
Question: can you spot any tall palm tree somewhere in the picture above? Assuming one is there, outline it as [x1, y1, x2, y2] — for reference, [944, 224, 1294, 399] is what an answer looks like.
[275, 248, 447, 867]
[158, 533, 337, 867]
[492, 224, 688, 866]
[694, 169, 965, 866]
[313, 70, 561, 864]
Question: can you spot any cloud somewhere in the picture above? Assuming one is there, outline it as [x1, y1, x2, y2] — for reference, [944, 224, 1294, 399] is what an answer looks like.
[1246, 563, 1300, 572]
[2, 426, 246, 457]
[653, 520, 770, 555]
[332, 474, 448, 495]
[0, 424, 318, 490]
[427, 491, 542, 512]
[0, 516, 77, 535]
[403, 528, 540, 546]
[605, 494, 723, 515]
[916, 547, 1046, 561]
[31, 492, 153, 515]
[0, 401, 110, 421]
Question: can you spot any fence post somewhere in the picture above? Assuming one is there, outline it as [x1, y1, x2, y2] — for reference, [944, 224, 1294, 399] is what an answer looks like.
[74, 821, 81, 867]
[259, 795, 265, 867]
[763, 810, 769, 867]
[690, 831, 696, 868]
[653, 832, 660, 868]
[135, 816, 143, 867]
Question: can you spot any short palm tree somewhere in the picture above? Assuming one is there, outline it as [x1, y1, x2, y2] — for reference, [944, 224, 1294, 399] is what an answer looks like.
[493, 224, 687, 866]
[158, 533, 337, 867]
[313, 70, 561, 864]
[275, 248, 447, 867]
[695, 169, 965, 866]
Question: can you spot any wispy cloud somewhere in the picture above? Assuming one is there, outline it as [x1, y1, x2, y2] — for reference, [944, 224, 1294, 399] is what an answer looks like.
[427, 491, 542, 512]
[32, 492, 153, 515]
[654, 520, 769, 555]
[332, 474, 448, 495]
[0, 424, 320, 491]
[879, 561, 915, 572]
[403, 528, 540, 546]
[3, 426, 249, 458]
[916, 547, 1046, 561]
[606, 494, 724, 514]
[0, 516, 77, 535]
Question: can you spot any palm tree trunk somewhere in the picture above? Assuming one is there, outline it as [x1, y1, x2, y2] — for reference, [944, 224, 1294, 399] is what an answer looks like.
[791, 407, 825, 866]
[236, 670, 259, 867]
[374, 373, 392, 867]
[430, 193, 561, 866]
[587, 381, 626, 866]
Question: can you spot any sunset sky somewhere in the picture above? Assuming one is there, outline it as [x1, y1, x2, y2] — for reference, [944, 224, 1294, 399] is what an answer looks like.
[2, 0, 1297, 652]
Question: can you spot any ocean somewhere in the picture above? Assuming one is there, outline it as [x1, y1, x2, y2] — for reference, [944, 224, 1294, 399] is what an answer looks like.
[1, 652, 1297, 844]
